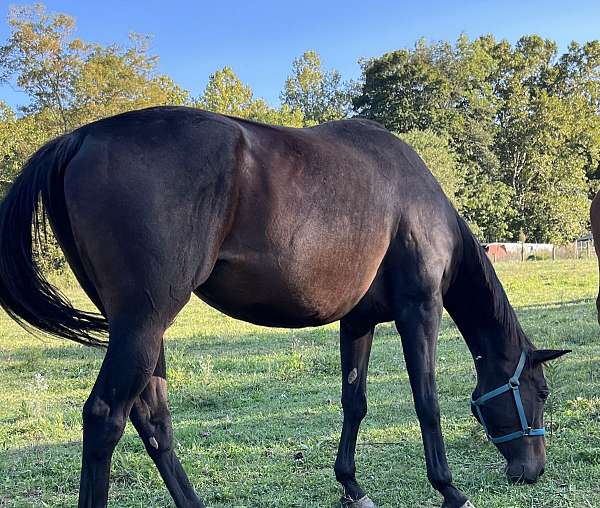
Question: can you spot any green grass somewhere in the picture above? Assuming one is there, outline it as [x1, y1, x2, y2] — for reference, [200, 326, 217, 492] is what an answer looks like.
[1, 259, 599, 507]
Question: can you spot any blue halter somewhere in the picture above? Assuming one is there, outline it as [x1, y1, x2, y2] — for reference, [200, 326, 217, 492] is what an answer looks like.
[471, 351, 545, 444]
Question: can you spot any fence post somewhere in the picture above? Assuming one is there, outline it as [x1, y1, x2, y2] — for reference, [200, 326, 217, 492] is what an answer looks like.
[521, 242, 525, 262]
[552, 244, 556, 261]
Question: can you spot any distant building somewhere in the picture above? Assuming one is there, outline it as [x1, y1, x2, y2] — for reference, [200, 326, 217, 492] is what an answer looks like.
[484, 242, 554, 261]
[484, 243, 508, 260]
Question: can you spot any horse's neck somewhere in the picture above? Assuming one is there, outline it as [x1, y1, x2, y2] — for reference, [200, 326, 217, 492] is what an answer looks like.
[444, 220, 530, 362]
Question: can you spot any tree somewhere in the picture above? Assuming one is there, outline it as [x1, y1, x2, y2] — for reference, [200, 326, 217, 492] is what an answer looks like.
[0, 3, 85, 134]
[0, 101, 53, 195]
[457, 169, 515, 243]
[353, 40, 455, 133]
[71, 34, 190, 126]
[1, 5, 191, 134]
[354, 34, 600, 243]
[281, 50, 350, 125]
[197, 66, 254, 117]
[198, 66, 304, 127]
[397, 129, 463, 202]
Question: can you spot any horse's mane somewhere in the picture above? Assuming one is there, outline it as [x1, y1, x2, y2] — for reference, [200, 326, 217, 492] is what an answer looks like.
[454, 217, 533, 352]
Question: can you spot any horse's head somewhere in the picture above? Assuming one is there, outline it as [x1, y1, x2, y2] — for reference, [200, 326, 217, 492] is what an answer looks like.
[471, 349, 569, 484]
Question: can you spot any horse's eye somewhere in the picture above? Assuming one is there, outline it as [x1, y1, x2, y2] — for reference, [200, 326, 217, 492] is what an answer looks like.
[539, 389, 550, 401]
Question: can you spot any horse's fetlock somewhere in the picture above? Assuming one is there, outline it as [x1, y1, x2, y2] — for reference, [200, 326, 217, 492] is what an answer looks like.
[334, 461, 356, 482]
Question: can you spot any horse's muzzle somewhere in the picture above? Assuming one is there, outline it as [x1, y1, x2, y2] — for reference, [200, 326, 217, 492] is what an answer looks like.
[505, 462, 545, 484]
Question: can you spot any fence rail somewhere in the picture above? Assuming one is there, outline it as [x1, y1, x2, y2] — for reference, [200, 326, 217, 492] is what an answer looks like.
[485, 241, 597, 262]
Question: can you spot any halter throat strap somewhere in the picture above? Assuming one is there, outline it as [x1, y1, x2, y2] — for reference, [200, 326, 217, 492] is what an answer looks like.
[471, 351, 545, 444]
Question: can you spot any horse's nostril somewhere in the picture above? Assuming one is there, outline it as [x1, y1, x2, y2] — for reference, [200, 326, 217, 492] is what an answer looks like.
[506, 463, 542, 484]
[506, 467, 525, 484]
[523, 473, 539, 484]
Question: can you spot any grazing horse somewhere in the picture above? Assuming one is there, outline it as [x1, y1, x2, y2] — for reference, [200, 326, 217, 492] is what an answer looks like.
[0, 107, 568, 508]
[592, 191, 600, 324]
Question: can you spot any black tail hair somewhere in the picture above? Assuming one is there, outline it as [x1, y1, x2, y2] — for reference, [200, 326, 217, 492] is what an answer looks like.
[0, 133, 109, 346]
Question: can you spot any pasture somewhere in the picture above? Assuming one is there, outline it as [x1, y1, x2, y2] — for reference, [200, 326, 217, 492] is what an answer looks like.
[1, 259, 599, 507]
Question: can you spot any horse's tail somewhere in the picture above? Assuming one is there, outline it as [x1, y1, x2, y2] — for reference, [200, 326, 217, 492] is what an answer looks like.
[0, 133, 109, 346]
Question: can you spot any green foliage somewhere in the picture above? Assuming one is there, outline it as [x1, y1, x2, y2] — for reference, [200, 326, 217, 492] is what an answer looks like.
[354, 40, 455, 133]
[396, 129, 463, 202]
[71, 33, 190, 126]
[197, 66, 254, 117]
[0, 101, 54, 197]
[458, 168, 515, 243]
[0, 4, 83, 134]
[197, 66, 304, 127]
[354, 35, 600, 243]
[281, 50, 350, 125]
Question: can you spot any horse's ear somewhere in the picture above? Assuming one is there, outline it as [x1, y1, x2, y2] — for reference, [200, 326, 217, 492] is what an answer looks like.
[530, 349, 571, 365]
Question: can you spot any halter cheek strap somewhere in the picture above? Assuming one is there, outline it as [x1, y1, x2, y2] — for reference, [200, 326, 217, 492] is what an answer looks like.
[471, 351, 545, 444]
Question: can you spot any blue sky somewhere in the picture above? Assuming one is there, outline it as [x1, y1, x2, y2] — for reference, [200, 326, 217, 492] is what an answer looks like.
[1, 0, 599, 110]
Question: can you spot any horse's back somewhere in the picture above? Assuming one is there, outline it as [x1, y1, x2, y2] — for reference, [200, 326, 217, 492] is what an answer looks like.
[196, 114, 458, 326]
[196, 117, 404, 326]
[61, 106, 459, 327]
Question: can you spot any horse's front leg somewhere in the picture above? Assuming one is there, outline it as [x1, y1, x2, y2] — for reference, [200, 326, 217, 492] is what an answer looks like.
[335, 318, 376, 508]
[395, 295, 473, 508]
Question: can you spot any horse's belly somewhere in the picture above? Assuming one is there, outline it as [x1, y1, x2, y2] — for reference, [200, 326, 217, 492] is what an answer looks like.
[194, 255, 376, 328]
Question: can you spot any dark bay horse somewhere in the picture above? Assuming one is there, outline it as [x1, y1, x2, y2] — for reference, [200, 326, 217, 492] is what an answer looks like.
[0, 107, 568, 508]
[592, 191, 600, 324]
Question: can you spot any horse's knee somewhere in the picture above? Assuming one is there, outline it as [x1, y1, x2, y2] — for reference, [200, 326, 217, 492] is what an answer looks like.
[341, 391, 367, 422]
[82, 396, 126, 456]
[414, 398, 440, 428]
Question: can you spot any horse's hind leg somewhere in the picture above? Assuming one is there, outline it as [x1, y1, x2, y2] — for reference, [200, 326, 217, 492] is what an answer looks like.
[129, 341, 205, 507]
[78, 316, 164, 508]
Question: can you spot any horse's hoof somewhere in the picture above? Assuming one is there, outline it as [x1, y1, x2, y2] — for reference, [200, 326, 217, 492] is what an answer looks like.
[340, 494, 376, 508]
[442, 501, 475, 508]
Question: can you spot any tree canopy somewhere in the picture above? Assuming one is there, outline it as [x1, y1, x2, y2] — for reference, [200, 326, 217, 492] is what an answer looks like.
[280, 50, 350, 125]
[354, 35, 600, 243]
[1, 3, 598, 245]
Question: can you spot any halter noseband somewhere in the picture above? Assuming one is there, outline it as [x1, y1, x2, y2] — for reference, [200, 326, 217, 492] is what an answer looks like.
[471, 351, 545, 444]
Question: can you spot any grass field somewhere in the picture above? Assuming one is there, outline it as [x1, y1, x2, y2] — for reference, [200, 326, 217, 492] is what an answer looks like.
[1, 259, 599, 507]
